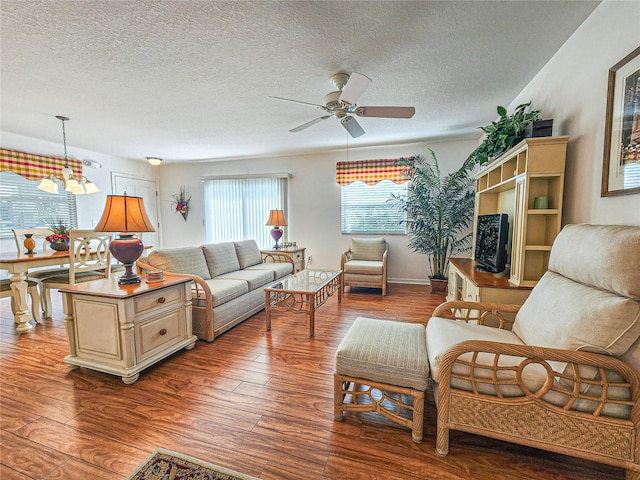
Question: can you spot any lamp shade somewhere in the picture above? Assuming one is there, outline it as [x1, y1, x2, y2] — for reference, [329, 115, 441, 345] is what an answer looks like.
[94, 194, 156, 233]
[265, 209, 287, 227]
[94, 194, 155, 284]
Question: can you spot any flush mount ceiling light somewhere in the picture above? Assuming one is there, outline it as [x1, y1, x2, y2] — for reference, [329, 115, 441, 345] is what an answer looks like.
[37, 116, 99, 195]
[146, 157, 162, 166]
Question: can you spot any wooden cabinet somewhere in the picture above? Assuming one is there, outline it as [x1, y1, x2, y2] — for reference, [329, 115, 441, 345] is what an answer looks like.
[264, 246, 306, 273]
[60, 275, 196, 384]
[446, 137, 568, 312]
[474, 136, 568, 287]
[447, 258, 531, 304]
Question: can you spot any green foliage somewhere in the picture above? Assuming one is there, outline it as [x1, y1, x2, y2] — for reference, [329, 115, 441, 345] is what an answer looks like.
[466, 102, 540, 166]
[388, 149, 475, 279]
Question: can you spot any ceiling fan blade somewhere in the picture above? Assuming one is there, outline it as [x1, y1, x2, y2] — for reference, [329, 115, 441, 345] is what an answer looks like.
[270, 96, 327, 109]
[355, 106, 416, 118]
[340, 116, 365, 138]
[338, 72, 372, 105]
[289, 115, 332, 132]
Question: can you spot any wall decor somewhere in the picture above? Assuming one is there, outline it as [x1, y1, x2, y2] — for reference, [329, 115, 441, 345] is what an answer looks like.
[171, 186, 191, 221]
[602, 46, 640, 197]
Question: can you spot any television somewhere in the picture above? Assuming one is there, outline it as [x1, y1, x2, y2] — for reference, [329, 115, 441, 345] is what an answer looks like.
[474, 213, 509, 273]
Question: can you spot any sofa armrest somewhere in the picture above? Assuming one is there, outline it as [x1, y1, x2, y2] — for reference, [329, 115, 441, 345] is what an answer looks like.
[432, 301, 521, 330]
[438, 339, 640, 416]
[260, 250, 295, 268]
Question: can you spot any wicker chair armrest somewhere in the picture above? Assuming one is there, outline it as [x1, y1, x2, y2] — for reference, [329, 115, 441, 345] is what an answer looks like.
[432, 301, 521, 329]
[438, 339, 640, 417]
[340, 249, 352, 269]
[260, 251, 295, 267]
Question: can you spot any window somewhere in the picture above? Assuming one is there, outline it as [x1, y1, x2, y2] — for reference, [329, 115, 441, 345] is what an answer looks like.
[341, 180, 407, 234]
[337, 158, 410, 234]
[0, 171, 77, 238]
[624, 162, 640, 189]
[203, 176, 287, 248]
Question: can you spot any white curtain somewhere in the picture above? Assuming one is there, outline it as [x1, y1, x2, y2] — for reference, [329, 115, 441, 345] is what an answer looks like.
[204, 177, 287, 248]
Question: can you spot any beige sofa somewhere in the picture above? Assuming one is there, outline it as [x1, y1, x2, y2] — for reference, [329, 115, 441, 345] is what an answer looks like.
[426, 224, 640, 479]
[137, 240, 293, 341]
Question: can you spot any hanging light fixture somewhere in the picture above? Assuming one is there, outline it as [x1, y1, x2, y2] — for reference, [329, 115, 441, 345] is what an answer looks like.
[37, 115, 99, 195]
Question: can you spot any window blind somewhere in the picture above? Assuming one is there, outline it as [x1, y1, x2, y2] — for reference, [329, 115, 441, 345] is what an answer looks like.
[0, 171, 78, 238]
[341, 180, 406, 234]
[203, 177, 287, 248]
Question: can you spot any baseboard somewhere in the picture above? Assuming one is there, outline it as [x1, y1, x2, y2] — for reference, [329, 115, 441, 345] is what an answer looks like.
[388, 278, 429, 286]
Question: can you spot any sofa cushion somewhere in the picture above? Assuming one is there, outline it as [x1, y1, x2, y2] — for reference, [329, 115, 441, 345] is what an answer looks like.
[350, 237, 386, 261]
[202, 242, 240, 277]
[548, 224, 640, 300]
[343, 260, 383, 275]
[217, 269, 273, 291]
[197, 278, 248, 308]
[426, 316, 533, 385]
[246, 262, 292, 280]
[234, 240, 263, 269]
[147, 247, 211, 280]
[513, 270, 640, 356]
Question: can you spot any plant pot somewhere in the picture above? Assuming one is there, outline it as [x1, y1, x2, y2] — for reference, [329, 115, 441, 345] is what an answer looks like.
[429, 277, 448, 295]
[50, 241, 70, 251]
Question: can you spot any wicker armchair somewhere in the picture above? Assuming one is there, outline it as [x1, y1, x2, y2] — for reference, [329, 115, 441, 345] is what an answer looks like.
[426, 224, 640, 479]
[341, 237, 388, 295]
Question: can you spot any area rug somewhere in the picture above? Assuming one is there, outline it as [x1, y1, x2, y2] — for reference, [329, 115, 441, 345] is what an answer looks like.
[127, 448, 260, 480]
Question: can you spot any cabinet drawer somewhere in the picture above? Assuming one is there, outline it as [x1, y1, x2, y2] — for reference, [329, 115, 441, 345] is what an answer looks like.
[464, 282, 479, 302]
[134, 287, 182, 316]
[135, 309, 185, 362]
[291, 251, 304, 261]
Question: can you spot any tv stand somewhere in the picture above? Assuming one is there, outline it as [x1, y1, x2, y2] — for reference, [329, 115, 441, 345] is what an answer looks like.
[474, 264, 494, 273]
[447, 258, 532, 324]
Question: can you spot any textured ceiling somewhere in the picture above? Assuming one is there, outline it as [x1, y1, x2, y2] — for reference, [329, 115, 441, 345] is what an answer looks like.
[0, 1, 599, 163]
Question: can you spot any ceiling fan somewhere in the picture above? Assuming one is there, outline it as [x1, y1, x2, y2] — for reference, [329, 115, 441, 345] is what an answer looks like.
[270, 72, 415, 138]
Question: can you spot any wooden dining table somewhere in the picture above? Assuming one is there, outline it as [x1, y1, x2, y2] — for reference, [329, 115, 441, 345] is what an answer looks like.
[0, 250, 73, 332]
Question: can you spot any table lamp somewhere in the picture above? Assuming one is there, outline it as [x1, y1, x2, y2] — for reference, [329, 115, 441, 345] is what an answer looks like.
[94, 194, 156, 284]
[266, 209, 287, 250]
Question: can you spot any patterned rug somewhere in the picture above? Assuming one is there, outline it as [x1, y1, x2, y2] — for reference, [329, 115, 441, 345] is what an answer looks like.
[127, 449, 260, 480]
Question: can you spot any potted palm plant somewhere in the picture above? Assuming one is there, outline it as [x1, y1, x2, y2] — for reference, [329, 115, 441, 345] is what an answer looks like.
[389, 149, 475, 294]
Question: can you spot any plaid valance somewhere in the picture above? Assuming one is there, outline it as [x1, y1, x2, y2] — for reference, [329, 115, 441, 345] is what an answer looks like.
[0, 148, 83, 181]
[335, 158, 413, 186]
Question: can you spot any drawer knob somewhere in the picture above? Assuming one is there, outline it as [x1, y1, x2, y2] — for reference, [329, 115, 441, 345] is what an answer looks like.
[157, 297, 166, 304]
[159, 328, 167, 336]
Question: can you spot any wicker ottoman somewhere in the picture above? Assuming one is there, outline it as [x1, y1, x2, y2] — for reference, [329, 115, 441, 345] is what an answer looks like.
[334, 317, 430, 442]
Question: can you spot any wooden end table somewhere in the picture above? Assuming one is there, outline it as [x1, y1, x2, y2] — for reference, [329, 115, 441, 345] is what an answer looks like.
[59, 275, 196, 384]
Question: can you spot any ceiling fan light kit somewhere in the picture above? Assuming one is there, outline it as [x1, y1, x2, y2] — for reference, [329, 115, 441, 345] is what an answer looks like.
[271, 71, 415, 138]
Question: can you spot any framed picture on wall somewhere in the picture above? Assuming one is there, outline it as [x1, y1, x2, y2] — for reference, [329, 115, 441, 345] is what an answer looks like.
[601, 46, 640, 197]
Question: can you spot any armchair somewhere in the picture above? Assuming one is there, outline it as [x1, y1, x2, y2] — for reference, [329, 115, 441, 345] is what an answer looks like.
[341, 237, 388, 295]
[426, 224, 640, 479]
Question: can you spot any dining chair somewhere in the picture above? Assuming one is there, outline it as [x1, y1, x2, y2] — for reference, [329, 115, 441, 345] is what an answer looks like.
[12, 228, 70, 312]
[40, 230, 114, 320]
[0, 278, 42, 324]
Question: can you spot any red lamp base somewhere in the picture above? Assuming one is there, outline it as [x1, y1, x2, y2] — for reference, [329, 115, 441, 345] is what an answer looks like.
[109, 235, 144, 284]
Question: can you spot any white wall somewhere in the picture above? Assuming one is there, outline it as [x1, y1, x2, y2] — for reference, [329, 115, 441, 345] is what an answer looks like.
[0, 132, 157, 256]
[508, 0, 640, 226]
[157, 138, 480, 284]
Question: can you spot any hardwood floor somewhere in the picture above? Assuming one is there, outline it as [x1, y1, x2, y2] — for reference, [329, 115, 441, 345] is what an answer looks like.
[0, 284, 624, 479]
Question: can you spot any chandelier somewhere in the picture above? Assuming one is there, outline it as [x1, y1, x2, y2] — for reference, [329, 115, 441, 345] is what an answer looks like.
[37, 115, 99, 195]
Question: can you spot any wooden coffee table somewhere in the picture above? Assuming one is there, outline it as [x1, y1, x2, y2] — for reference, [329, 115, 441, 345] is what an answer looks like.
[264, 269, 342, 337]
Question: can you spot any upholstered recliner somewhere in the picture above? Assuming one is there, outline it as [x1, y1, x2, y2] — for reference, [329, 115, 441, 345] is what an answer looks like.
[426, 224, 640, 479]
[341, 237, 388, 295]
